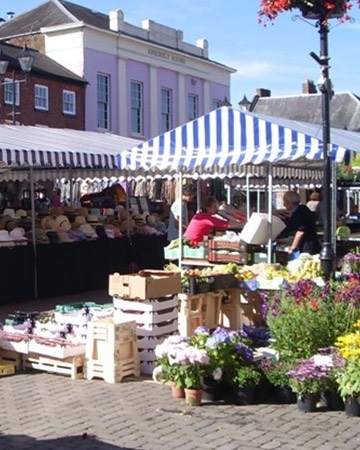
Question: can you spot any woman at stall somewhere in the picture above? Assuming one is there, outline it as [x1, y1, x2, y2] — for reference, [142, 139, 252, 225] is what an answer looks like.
[184, 196, 240, 245]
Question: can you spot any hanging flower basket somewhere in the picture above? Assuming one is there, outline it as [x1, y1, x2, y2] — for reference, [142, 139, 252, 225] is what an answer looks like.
[258, 1, 359, 24]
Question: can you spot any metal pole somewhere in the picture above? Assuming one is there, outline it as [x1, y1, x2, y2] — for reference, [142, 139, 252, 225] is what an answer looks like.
[12, 70, 16, 125]
[318, 20, 335, 279]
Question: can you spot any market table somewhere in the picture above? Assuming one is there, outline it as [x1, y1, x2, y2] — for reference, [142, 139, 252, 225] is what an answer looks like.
[0, 235, 168, 303]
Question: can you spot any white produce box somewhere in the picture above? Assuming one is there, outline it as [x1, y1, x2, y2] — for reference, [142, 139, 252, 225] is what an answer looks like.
[241, 213, 286, 245]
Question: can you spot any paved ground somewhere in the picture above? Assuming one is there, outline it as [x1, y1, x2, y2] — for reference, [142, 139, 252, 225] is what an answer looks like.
[0, 291, 359, 450]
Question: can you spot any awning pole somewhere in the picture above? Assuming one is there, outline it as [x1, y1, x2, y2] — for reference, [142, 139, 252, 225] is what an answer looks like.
[246, 173, 251, 220]
[267, 163, 273, 264]
[178, 172, 183, 267]
[30, 167, 38, 299]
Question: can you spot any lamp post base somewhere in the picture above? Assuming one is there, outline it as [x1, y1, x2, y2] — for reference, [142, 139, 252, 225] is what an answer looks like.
[320, 243, 335, 279]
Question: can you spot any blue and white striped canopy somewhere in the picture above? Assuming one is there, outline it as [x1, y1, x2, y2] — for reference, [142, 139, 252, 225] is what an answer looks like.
[0, 124, 140, 180]
[119, 106, 360, 179]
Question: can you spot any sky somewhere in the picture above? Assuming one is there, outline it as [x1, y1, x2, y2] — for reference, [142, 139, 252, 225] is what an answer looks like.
[1, 0, 360, 106]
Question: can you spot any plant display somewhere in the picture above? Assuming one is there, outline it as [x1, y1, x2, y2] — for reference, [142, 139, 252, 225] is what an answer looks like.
[287, 356, 332, 396]
[258, 0, 360, 24]
[263, 279, 360, 360]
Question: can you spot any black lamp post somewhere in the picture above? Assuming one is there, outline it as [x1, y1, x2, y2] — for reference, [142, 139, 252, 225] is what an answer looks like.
[308, 13, 336, 279]
[0, 45, 35, 124]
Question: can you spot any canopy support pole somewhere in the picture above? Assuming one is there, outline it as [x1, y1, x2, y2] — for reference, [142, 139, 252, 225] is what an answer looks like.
[178, 172, 183, 267]
[30, 167, 38, 299]
[267, 163, 273, 265]
[246, 173, 252, 220]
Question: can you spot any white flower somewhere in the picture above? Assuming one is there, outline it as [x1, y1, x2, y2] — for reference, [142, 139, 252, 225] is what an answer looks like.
[152, 365, 163, 383]
[212, 367, 223, 381]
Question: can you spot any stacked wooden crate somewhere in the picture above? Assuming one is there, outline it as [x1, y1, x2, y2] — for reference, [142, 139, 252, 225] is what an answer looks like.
[109, 270, 181, 375]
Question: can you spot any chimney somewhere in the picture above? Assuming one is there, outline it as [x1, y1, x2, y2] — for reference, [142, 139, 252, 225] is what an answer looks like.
[109, 9, 124, 32]
[256, 88, 271, 98]
[302, 79, 317, 94]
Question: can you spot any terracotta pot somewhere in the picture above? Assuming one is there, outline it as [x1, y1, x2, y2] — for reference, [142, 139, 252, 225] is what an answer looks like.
[169, 382, 185, 398]
[184, 388, 203, 406]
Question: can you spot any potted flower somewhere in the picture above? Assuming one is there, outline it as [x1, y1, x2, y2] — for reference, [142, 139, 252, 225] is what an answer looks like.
[190, 326, 253, 401]
[335, 320, 360, 415]
[258, 0, 359, 24]
[287, 356, 332, 412]
[231, 363, 263, 405]
[336, 359, 360, 416]
[260, 358, 297, 403]
[154, 335, 190, 397]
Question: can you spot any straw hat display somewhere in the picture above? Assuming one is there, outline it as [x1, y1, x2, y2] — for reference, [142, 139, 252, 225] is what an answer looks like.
[0, 230, 15, 248]
[0, 215, 18, 232]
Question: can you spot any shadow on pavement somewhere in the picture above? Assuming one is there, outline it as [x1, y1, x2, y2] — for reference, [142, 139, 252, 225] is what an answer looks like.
[0, 434, 137, 450]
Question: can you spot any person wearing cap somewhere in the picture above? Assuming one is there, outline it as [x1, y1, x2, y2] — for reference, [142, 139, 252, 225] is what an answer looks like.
[167, 185, 196, 242]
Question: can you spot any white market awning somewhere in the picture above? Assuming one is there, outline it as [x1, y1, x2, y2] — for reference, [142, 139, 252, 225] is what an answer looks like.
[0, 124, 141, 180]
[119, 106, 359, 180]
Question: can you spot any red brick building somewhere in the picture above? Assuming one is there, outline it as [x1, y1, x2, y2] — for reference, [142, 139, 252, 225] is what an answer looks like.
[0, 42, 87, 129]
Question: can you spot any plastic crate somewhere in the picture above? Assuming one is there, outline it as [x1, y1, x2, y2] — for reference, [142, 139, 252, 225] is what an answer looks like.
[135, 319, 178, 337]
[23, 353, 84, 380]
[0, 363, 15, 376]
[113, 307, 178, 325]
[28, 339, 86, 359]
[208, 239, 261, 253]
[208, 251, 254, 265]
[212, 274, 238, 290]
[113, 295, 178, 312]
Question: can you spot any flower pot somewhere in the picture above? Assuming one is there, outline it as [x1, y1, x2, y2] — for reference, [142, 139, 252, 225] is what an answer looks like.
[202, 378, 223, 402]
[323, 391, 344, 411]
[297, 393, 319, 413]
[344, 397, 360, 417]
[254, 379, 274, 404]
[169, 382, 185, 399]
[274, 385, 297, 405]
[233, 385, 256, 406]
[184, 388, 203, 407]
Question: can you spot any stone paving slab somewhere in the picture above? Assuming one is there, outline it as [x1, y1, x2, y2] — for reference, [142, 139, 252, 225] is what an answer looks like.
[0, 371, 359, 450]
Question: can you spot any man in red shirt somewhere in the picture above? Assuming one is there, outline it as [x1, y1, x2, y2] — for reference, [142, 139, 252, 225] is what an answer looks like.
[184, 196, 240, 244]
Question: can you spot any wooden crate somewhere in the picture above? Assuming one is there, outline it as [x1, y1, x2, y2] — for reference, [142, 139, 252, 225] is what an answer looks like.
[85, 319, 140, 383]
[178, 293, 204, 337]
[23, 353, 84, 380]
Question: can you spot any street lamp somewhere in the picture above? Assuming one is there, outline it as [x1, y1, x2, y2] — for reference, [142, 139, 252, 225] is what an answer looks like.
[238, 94, 252, 112]
[0, 45, 35, 124]
[309, 17, 335, 279]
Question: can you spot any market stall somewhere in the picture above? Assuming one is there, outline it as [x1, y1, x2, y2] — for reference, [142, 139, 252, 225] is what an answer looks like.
[119, 105, 360, 262]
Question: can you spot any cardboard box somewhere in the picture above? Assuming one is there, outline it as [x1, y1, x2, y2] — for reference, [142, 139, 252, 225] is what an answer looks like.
[240, 213, 286, 245]
[109, 270, 181, 300]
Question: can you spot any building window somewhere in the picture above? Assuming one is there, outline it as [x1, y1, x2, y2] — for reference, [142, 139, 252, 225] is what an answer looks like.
[34, 84, 49, 110]
[161, 88, 172, 132]
[4, 79, 20, 106]
[63, 90, 76, 115]
[131, 81, 143, 135]
[97, 74, 110, 130]
[188, 94, 198, 121]
[212, 99, 221, 110]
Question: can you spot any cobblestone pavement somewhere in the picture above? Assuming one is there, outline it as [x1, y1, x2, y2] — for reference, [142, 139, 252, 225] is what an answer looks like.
[0, 292, 359, 450]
